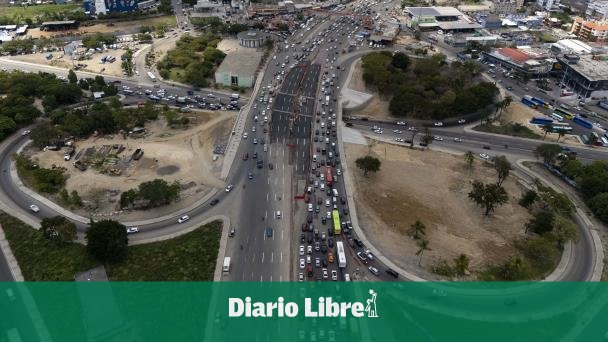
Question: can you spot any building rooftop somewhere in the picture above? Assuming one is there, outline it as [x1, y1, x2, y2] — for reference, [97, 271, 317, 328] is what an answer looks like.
[237, 29, 268, 40]
[437, 21, 482, 30]
[405, 6, 464, 17]
[41, 20, 78, 25]
[553, 39, 594, 54]
[496, 47, 531, 63]
[216, 49, 263, 77]
[562, 54, 608, 82]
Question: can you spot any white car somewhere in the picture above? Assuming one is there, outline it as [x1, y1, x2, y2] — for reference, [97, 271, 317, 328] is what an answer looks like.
[225, 184, 234, 192]
[29, 204, 40, 213]
[126, 227, 139, 234]
[433, 136, 443, 141]
[177, 215, 190, 223]
[434, 122, 444, 127]
[307, 245, 313, 254]
[393, 130, 403, 134]
[298, 273, 304, 281]
[336, 169, 341, 176]
[299, 245, 305, 256]
[331, 270, 338, 281]
[322, 268, 329, 279]
[365, 249, 374, 260]
[396, 121, 406, 126]
[21, 130, 31, 136]
[395, 138, 405, 143]
[479, 153, 490, 160]
[243, 133, 248, 139]
[368, 266, 380, 276]
[299, 258, 305, 269]
[454, 138, 462, 142]
[457, 119, 466, 124]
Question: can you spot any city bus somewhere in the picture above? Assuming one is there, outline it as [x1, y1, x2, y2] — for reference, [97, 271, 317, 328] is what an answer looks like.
[550, 113, 564, 122]
[336, 241, 346, 268]
[147, 71, 156, 82]
[554, 107, 574, 120]
[332, 210, 341, 235]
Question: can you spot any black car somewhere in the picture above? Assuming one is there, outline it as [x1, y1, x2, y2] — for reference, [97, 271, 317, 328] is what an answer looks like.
[386, 268, 399, 278]
[307, 234, 314, 244]
[300, 234, 306, 243]
[354, 238, 364, 247]
[328, 238, 334, 248]
[269, 163, 274, 170]
[321, 244, 327, 253]
[210, 199, 219, 206]
[342, 208, 349, 216]
[327, 228, 334, 237]
[248, 172, 253, 179]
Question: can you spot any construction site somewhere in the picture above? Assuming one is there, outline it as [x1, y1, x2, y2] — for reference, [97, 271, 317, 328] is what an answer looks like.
[24, 110, 234, 221]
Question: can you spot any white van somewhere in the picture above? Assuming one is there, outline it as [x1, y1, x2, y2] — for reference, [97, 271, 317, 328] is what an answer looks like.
[276, 211, 282, 219]
[344, 274, 350, 282]
[332, 189, 339, 197]
[223, 257, 231, 273]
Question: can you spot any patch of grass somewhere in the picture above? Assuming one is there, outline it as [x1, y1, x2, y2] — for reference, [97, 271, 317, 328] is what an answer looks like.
[0, 212, 222, 281]
[107, 220, 222, 281]
[475, 123, 542, 139]
[0, 3, 79, 20]
[132, 15, 177, 27]
[168, 67, 186, 82]
[0, 213, 95, 281]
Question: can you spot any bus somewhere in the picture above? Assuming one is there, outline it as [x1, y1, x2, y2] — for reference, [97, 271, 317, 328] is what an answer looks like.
[550, 113, 564, 122]
[147, 71, 156, 82]
[336, 241, 346, 268]
[554, 107, 574, 119]
[552, 125, 573, 133]
[332, 210, 341, 235]
[531, 97, 550, 108]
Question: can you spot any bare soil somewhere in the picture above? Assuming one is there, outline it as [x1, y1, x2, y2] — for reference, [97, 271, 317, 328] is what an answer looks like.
[25, 110, 234, 221]
[347, 60, 392, 120]
[345, 142, 532, 278]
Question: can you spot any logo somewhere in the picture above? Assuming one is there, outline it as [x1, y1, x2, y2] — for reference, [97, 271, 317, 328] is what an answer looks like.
[228, 289, 378, 318]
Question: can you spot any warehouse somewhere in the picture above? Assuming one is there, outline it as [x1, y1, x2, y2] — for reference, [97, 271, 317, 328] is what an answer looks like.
[214, 49, 262, 88]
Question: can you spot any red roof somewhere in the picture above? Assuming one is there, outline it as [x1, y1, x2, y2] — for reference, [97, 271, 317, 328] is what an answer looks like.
[498, 48, 530, 63]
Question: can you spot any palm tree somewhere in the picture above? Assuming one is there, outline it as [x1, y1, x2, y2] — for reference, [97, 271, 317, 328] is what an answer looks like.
[541, 124, 553, 140]
[416, 239, 431, 266]
[464, 151, 475, 169]
[498, 96, 513, 120]
[409, 220, 426, 239]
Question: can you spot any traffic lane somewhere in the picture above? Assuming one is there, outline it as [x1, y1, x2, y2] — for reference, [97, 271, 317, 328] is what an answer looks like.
[351, 121, 608, 162]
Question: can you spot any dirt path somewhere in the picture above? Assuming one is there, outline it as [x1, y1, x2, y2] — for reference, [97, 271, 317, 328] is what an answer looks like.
[345, 142, 532, 278]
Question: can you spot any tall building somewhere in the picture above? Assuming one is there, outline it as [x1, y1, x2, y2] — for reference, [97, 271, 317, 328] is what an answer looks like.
[492, 0, 518, 15]
[570, 17, 608, 42]
[586, 0, 608, 20]
[536, 0, 560, 11]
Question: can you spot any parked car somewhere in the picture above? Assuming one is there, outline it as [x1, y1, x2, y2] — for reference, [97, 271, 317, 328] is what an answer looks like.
[178, 215, 190, 223]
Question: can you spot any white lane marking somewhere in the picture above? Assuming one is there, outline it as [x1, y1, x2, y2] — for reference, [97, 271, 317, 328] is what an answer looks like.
[275, 193, 277, 201]
[260, 275, 263, 282]
[265, 211, 268, 220]
[281, 252, 283, 263]
[270, 275, 273, 282]
[267, 193, 269, 201]
[281, 229, 284, 241]
[261, 252, 265, 263]
[271, 252, 274, 263]
[280, 275, 283, 282]
[268, 178, 270, 185]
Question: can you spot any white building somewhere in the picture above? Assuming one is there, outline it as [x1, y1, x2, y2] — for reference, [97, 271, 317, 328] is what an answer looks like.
[586, 0, 608, 20]
[536, 0, 560, 11]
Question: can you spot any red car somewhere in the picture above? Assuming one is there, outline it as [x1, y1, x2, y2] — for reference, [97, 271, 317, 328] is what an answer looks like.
[302, 223, 308, 232]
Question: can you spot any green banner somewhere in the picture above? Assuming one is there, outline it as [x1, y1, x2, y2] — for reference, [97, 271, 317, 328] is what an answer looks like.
[1, 282, 607, 341]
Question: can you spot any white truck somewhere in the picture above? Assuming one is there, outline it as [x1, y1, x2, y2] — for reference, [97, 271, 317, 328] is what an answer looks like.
[223, 257, 231, 273]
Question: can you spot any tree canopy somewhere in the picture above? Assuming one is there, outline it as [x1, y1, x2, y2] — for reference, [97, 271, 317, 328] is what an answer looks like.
[355, 156, 381, 176]
[120, 179, 181, 209]
[468, 181, 508, 216]
[361, 52, 498, 119]
[86, 220, 128, 263]
[40, 216, 76, 244]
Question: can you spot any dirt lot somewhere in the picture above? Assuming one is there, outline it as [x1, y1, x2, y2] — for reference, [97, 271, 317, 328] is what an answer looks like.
[496, 102, 581, 144]
[25, 110, 234, 221]
[345, 142, 532, 278]
[25, 16, 177, 39]
[9, 43, 145, 77]
[347, 60, 392, 120]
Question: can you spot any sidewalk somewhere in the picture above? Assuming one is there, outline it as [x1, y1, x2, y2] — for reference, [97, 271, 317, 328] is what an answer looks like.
[0, 224, 24, 281]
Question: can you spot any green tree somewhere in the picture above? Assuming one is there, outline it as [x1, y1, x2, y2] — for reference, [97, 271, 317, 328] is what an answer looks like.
[409, 220, 426, 239]
[32, 168, 65, 193]
[70, 190, 82, 207]
[518, 189, 538, 208]
[493, 155, 511, 186]
[495, 257, 527, 281]
[59, 188, 70, 204]
[525, 210, 554, 235]
[588, 193, 608, 223]
[416, 239, 431, 266]
[0, 116, 17, 140]
[468, 181, 509, 216]
[120, 189, 138, 209]
[355, 156, 381, 176]
[86, 219, 128, 263]
[560, 159, 584, 179]
[40, 216, 76, 244]
[453, 254, 470, 276]
[534, 144, 562, 164]
[67, 69, 77, 84]
[392, 52, 410, 70]
[552, 215, 578, 248]
[421, 128, 433, 146]
[137, 179, 181, 207]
